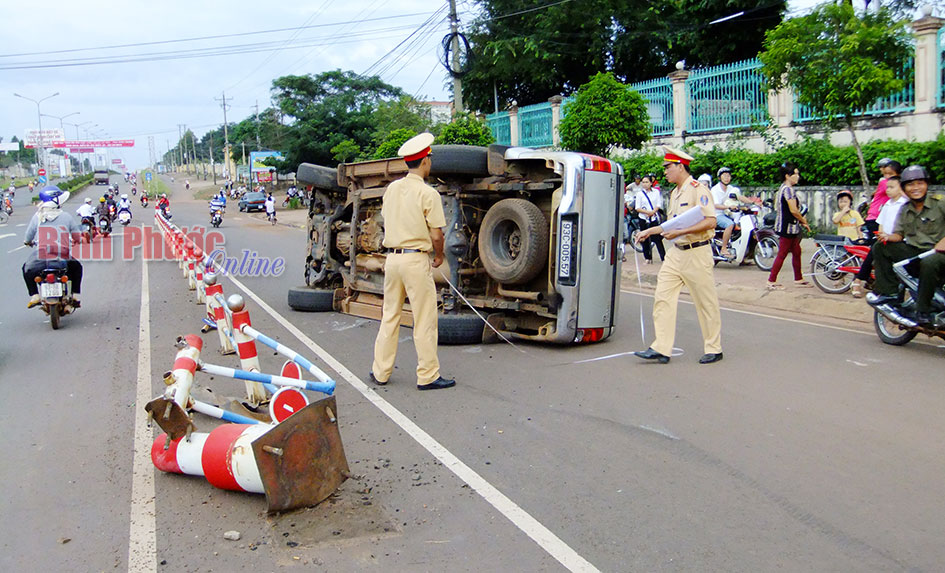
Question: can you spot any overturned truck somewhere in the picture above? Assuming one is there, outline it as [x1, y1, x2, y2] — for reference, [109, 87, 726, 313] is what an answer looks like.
[288, 145, 624, 345]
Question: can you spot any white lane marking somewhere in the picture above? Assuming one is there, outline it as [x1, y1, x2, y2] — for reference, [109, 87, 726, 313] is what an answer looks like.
[224, 274, 599, 573]
[0, 233, 15, 239]
[846, 359, 869, 367]
[16, 223, 25, 227]
[8, 244, 26, 253]
[128, 260, 157, 572]
[621, 289, 872, 336]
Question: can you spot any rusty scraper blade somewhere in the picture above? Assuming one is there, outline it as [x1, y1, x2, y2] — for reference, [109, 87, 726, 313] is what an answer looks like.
[144, 397, 193, 441]
[252, 395, 350, 513]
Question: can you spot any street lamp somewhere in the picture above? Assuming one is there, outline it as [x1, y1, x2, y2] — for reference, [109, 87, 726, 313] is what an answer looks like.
[43, 112, 80, 176]
[13, 91, 60, 174]
[65, 120, 94, 175]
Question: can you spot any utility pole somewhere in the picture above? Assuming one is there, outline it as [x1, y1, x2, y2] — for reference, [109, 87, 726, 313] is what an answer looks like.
[209, 132, 217, 185]
[190, 130, 198, 177]
[449, 0, 464, 114]
[177, 124, 185, 172]
[255, 100, 261, 150]
[242, 141, 246, 182]
[215, 92, 232, 180]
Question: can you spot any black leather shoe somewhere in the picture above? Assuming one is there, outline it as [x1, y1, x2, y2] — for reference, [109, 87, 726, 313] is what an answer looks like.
[634, 348, 670, 364]
[914, 311, 934, 326]
[699, 352, 724, 364]
[368, 372, 387, 386]
[418, 376, 456, 390]
[866, 292, 899, 306]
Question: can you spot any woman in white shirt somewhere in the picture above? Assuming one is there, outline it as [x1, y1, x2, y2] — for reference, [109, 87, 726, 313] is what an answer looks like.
[634, 174, 665, 263]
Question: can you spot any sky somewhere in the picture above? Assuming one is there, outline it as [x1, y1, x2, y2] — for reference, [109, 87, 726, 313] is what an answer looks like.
[0, 0, 906, 171]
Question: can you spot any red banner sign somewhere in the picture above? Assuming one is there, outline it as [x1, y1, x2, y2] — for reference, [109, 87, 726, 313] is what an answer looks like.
[111, 159, 122, 164]
[33, 139, 135, 149]
[70, 148, 95, 153]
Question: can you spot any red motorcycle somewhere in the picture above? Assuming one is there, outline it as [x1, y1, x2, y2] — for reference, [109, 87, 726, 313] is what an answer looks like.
[809, 235, 873, 294]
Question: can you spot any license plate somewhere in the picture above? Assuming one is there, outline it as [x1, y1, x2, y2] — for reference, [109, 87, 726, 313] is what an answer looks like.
[40, 282, 63, 298]
[559, 219, 573, 279]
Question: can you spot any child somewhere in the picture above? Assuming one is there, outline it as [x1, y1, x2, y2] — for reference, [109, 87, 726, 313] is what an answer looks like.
[851, 177, 907, 298]
[832, 189, 864, 242]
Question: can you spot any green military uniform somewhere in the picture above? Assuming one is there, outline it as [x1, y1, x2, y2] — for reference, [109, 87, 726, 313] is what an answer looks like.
[372, 153, 447, 385]
[649, 175, 723, 357]
[872, 194, 945, 313]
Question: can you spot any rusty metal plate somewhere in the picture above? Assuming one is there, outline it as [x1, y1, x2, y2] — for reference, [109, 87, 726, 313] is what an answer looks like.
[144, 397, 193, 440]
[224, 398, 273, 424]
[252, 396, 349, 513]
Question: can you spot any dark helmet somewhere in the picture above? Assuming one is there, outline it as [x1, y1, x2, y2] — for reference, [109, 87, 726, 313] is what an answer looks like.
[877, 157, 893, 168]
[900, 165, 929, 184]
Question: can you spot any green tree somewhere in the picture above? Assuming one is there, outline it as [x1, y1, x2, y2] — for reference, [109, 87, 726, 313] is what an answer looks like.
[463, 0, 786, 111]
[435, 115, 495, 146]
[759, 3, 912, 191]
[330, 139, 361, 163]
[374, 128, 417, 159]
[558, 72, 650, 156]
[369, 96, 431, 153]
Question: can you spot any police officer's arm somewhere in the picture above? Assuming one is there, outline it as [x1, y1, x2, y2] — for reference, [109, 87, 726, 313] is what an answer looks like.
[660, 216, 717, 240]
[430, 227, 445, 268]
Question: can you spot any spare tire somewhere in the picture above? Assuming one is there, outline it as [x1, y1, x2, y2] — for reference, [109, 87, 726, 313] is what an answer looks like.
[429, 145, 489, 177]
[287, 286, 335, 312]
[478, 198, 548, 285]
[297, 163, 344, 192]
[438, 312, 484, 345]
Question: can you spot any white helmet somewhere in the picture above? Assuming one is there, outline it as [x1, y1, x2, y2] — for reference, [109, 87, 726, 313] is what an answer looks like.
[85, 197, 92, 203]
[697, 173, 712, 186]
[121, 194, 128, 199]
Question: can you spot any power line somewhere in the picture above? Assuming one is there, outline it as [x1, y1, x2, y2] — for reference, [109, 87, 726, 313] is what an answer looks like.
[362, 4, 448, 77]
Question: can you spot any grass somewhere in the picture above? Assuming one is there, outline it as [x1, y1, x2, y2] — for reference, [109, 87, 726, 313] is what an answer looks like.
[138, 170, 171, 199]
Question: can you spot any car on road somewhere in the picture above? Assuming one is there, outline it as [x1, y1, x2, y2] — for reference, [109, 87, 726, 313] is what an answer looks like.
[238, 191, 266, 212]
[288, 144, 625, 345]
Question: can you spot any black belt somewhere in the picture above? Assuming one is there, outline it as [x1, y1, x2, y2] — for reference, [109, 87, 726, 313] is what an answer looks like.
[675, 239, 710, 251]
[389, 248, 424, 254]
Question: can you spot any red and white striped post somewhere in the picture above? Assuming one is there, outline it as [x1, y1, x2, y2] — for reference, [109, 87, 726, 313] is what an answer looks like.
[163, 334, 203, 413]
[151, 424, 269, 494]
[203, 273, 235, 355]
[194, 248, 206, 303]
[186, 245, 197, 290]
[228, 294, 269, 406]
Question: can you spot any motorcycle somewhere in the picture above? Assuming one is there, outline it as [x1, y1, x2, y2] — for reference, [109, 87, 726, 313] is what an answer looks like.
[3, 193, 13, 215]
[99, 215, 112, 237]
[870, 250, 945, 345]
[32, 258, 77, 330]
[160, 206, 172, 220]
[117, 207, 133, 226]
[210, 206, 223, 228]
[140, 195, 149, 207]
[710, 203, 779, 270]
[808, 234, 872, 294]
[80, 216, 96, 243]
[132, 186, 137, 195]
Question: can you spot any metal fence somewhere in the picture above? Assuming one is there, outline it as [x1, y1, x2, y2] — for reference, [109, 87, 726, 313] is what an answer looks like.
[685, 59, 768, 133]
[518, 102, 554, 148]
[794, 57, 915, 121]
[630, 77, 674, 136]
[935, 28, 945, 107]
[486, 111, 512, 146]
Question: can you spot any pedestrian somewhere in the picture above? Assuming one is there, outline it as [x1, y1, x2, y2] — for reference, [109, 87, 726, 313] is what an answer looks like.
[370, 132, 455, 390]
[633, 147, 723, 365]
[766, 162, 812, 290]
[264, 193, 276, 223]
[634, 174, 665, 263]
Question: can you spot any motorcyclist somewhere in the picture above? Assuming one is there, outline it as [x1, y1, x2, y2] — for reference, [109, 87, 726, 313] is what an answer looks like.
[23, 187, 83, 309]
[157, 193, 170, 217]
[209, 194, 225, 218]
[185, 179, 190, 190]
[868, 165, 945, 326]
[95, 197, 110, 220]
[264, 193, 276, 222]
[140, 193, 149, 207]
[118, 193, 131, 212]
[8, 182, 15, 196]
[76, 197, 95, 219]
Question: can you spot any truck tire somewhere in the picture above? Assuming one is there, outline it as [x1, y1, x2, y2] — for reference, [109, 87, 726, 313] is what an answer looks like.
[297, 163, 344, 192]
[287, 286, 335, 312]
[438, 312, 484, 345]
[478, 198, 548, 285]
[429, 145, 489, 177]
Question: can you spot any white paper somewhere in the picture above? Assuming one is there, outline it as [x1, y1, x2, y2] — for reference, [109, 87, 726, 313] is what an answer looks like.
[659, 205, 706, 242]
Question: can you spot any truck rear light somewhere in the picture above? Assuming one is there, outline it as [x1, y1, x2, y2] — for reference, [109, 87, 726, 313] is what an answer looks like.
[582, 156, 612, 173]
[574, 328, 604, 343]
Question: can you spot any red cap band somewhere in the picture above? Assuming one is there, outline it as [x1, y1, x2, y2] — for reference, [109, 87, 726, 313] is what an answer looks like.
[664, 153, 690, 166]
[403, 147, 431, 162]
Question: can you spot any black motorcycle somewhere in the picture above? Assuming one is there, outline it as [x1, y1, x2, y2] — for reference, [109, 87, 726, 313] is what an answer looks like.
[210, 206, 223, 228]
[80, 216, 96, 243]
[31, 258, 77, 330]
[98, 214, 112, 237]
[870, 250, 945, 345]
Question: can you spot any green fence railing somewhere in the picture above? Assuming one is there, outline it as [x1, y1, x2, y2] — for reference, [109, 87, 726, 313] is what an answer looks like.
[631, 77, 674, 136]
[486, 111, 512, 146]
[794, 57, 916, 122]
[518, 102, 554, 148]
[685, 59, 768, 133]
[938, 27, 945, 108]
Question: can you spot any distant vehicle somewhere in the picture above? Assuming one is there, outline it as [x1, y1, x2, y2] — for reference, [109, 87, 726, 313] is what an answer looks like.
[238, 191, 266, 212]
[94, 169, 110, 185]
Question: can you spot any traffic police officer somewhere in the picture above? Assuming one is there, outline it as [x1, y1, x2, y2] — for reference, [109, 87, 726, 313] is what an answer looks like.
[370, 132, 456, 390]
[634, 147, 724, 364]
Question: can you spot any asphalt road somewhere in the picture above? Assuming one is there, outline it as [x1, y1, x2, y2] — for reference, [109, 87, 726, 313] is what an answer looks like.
[1, 174, 943, 572]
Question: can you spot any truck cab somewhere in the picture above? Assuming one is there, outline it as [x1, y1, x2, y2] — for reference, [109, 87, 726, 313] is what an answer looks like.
[94, 169, 110, 185]
[288, 144, 623, 345]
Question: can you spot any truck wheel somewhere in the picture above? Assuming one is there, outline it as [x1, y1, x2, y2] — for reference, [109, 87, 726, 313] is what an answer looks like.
[287, 286, 335, 312]
[479, 198, 548, 285]
[429, 145, 489, 177]
[297, 163, 344, 192]
[438, 312, 484, 345]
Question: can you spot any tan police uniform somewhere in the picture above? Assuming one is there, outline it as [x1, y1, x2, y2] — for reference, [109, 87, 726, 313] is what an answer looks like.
[371, 154, 447, 385]
[649, 174, 723, 357]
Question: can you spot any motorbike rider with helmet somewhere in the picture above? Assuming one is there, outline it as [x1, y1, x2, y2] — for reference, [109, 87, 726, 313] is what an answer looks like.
[710, 167, 761, 258]
[868, 165, 945, 326]
[117, 193, 131, 211]
[22, 187, 83, 309]
[76, 197, 95, 219]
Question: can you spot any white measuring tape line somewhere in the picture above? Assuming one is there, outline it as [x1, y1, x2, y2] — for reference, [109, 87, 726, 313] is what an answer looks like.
[440, 272, 530, 355]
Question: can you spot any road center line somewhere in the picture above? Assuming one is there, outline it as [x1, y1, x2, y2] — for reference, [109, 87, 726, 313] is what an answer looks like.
[128, 260, 157, 572]
[224, 274, 599, 573]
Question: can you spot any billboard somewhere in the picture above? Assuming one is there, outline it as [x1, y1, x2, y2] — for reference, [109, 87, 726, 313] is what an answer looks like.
[25, 129, 65, 147]
[250, 151, 284, 173]
[112, 158, 122, 164]
[47, 139, 134, 149]
[0, 142, 20, 152]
